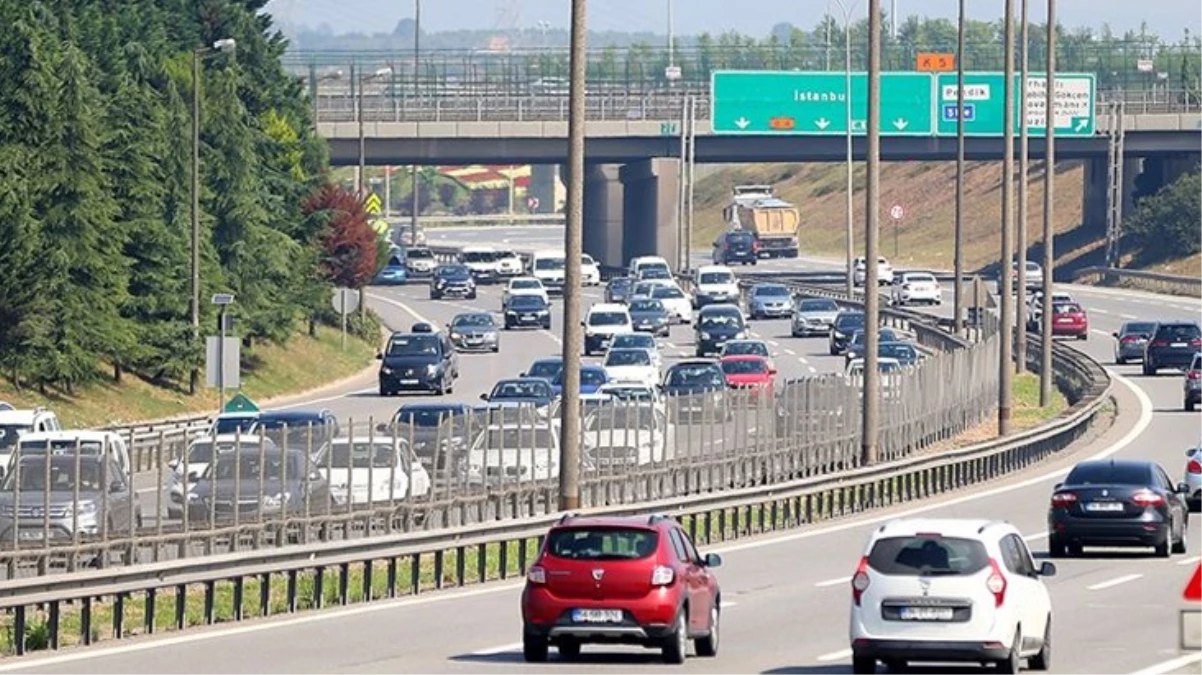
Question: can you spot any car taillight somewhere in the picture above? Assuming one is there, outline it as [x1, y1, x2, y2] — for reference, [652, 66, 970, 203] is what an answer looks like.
[986, 559, 1007, 607]
[851, 556, 871, 606]
[1190, 370, 1201, 380]
[752, 241, 761, 252]
[1120, 335, 1140, 343]
[1188, 459, 1201, 474]
[1192, 339, 1202, 347]
[1131, 489, 1166, 508]
[527, 566, 546, 584]
[1051, 491, 1077, 508]
[650, 565, 675, 586]
[1151, 340, 1169, 347]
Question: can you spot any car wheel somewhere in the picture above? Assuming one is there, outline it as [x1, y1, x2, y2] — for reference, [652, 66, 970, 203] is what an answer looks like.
[522, 633, 548, 663]
[1143, 362, 1156, 376]
[1048, 535, 1068, 558]
[1155, 538, 1171, 558]
[1078, 333, 1088, 341]
[662, 608, 688, 664]
[997, 629, 1021, 674]
[1187, 399, 1197, 412]
[557, 639, 581, 661]
[378, 386, 389, 396]
[1028, 616, 1052, 671]
[136, 509, 144, 530]
[852, 656, 877, 674]
[694, 604, 719, 657]
[1068, 542, 1083, 557]
[884, 659, 907, 673]
[1115, 354, 1126, 365]
[542, 321, 552, 330]
[1173, 525, 1188, 554]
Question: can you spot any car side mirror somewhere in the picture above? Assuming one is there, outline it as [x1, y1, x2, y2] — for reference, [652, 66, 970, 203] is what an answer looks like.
[1177, 482, 1190, 494]
[109, 481, 124, 494]
[769, 368, 778, 375]
[1038, 561, 1056, 577]
[187, 471, 201, 483]
[376, 423, 391, 433]
[168, 459, 179, 470]
[1053, 482, 1062, 490]
[309, 472, 322, 482]
[375, 351, 384, 360]
[519, 372, 527, 377]
[704, 553, 723, 568]
[1111, 332, 1118, 338]
[479, 393, 489, 401]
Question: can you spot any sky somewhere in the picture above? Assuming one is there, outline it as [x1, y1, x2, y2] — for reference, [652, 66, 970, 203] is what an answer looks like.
[266, 0, 1201, 41]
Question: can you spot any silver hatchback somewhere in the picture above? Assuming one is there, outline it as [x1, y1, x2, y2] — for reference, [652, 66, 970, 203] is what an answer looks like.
[0, 455, 140, 544]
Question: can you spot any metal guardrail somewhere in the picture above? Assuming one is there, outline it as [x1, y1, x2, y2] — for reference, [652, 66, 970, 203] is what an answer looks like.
[0, 333, 1109, 655]
[1072, 266, 1202, 298]
[391, 214, 565, 228]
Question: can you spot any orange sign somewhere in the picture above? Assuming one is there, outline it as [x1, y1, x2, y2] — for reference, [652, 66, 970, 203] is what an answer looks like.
[769, 117, 796, 130]
[917, 53, 956, 72]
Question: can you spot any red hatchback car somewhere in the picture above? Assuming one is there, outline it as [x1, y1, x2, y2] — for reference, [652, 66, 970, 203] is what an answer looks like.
[719, 355, 776, 399]
[521, 514, 723, 663]
[1049, 302, 1089, 340]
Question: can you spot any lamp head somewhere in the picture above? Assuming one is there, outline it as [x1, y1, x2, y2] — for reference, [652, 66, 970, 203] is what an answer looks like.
[212, 38, 236, 53]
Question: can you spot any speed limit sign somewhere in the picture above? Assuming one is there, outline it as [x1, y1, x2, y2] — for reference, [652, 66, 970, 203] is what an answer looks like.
[889, 204, 905, 221]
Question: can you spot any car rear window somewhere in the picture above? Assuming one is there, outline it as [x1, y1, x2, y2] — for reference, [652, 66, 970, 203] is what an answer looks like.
[868, 536, 990, 576]
[1155, 324, 1201, 341]
[546, 527, 659, 560]
[1065, 462, 1151, 486]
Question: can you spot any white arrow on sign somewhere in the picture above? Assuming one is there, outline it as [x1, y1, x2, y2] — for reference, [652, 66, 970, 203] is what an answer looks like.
[734, 117, 750, 129]
[815, 118, 831, 130]
[892, 118, 909, 131]
[1074, 118, 1089, 132]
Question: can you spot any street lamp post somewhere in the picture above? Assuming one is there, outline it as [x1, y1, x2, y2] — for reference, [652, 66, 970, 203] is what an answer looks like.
[999, 0, 1016, 436]
[1040, 0, 1057, 406]
[830, 0, 861, 297]
[953, 0, 965, 334]
[310, 69, 343, 126]
[411, 0, 422, 247]
[356, 66, 393, 196]
[190, 37, 236, 395]
[862, 0, 882, 467]
[1016, 0, 1031, 374]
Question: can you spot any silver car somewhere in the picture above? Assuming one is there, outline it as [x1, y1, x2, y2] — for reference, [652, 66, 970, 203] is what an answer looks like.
[1185, 445, 1201, 511]
[0, 455, 141, 543]
[746, 284, 794, 320]
[1112, 321, 1156, 364]
[791, 297, 841, 337]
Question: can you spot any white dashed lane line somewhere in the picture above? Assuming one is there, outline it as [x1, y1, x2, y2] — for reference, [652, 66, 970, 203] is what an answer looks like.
[1087, 573, 1144, 591]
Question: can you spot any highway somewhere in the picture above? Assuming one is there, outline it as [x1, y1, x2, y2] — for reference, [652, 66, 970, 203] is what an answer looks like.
[13, 226, 1198, 674]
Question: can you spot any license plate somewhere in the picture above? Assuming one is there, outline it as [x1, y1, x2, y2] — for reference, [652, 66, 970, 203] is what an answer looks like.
[467, 338, 482, 344]
[898, 606, 954, 621]
[17, 530, 44, 541]
[1173, 342, 1188, 347]
[522, 314, 535, 320]
[1057, 318, 1073, 324]
[399, 379, 419, 385]
[571, 609, 623, 623]
[1085, 502, 1124, 512]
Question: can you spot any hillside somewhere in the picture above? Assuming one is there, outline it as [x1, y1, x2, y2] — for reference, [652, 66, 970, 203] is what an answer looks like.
[691, 160, 1196, 277]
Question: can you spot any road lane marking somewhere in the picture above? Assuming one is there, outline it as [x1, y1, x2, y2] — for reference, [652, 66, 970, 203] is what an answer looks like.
[784, 348, 796, 356]
[816, 649, 852, 662]
[367, 293, 432, 326]
[1087, 573, 1143, 591]
[808, 366, 817, 373]
[468, 642, 522, 656]
[1121, 313, 1138, 319]
[1129, 652, 1202, 675]
[272, 387, 378, 410]
[767, 340, 779, 347]
[1176, 555, 1201, 566]
[814, 576, 850, 588]
[1023, 531, 1048, 541]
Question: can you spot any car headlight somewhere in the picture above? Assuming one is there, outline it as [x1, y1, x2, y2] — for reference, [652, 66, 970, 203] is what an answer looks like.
[381, 366, 393, 374]
[834, 331, 845, 339]
[485, 332, 498, 341]
[427, 364, 439, 376]
[700, 332, 711, 340]
[261, 493, 291, 508]
[76, 502, 97, 515]
[735, 330, 747, 339]
[187, 492, 201, 502]
[450, 332, 461, 340]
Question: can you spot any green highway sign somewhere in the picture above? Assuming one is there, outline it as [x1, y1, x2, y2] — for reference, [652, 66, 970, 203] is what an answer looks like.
[934, 72, 1096, 137]
[710, 71, 934, 136]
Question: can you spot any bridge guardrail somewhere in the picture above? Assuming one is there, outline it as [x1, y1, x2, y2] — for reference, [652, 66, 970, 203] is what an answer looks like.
[0, 330, 1109, 656]
[1072, 266, 1202, 298]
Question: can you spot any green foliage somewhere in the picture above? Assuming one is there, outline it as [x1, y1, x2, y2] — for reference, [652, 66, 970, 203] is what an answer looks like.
[0, 0, 330, 390]
[1124, 169, 1202, 263]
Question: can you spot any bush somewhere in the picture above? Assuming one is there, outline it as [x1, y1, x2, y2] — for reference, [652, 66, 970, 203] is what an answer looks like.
[1124, 168, 1202, 263]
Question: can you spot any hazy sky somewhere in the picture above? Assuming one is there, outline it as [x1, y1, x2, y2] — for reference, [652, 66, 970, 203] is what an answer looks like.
[267, 0, 1200, 41]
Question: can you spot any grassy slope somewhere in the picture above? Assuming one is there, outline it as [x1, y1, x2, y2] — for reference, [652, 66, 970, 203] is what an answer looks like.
[693, 160, 1112, 276]
[0, 325, 377, 429]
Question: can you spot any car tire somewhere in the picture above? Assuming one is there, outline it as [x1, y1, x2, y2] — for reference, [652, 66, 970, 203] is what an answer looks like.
[694, 605, 719, 657]
[1115, 355, 1126, 365]
[523, 634, 548, 663]
[1029, 617, 1052, 671]
[467, 292, 477, 300]
[557, 640, 581, 661]
[1078, 333, 1088, 341]
[997, 628, 1022, 674]
[1143, 362, 1156, 376]
[542, 321, 552, 330]
[1173, 526, 1188, 554]
[1048, 536, 1068, 558]
[883, 659, 907, 673]
[1155, 538, 1171, 558]
[662, 608, 688, 664]
[1187, 399, 1197, 412]
[852, 656, 877, 674]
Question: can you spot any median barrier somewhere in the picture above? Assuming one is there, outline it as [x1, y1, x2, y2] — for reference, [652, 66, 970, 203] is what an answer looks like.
[1072, 266, 1202, 298]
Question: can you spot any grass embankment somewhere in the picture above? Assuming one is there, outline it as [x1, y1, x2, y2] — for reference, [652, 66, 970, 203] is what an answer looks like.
[940, 372, 1069, 450]
[0, 324, 378, 428]
[693, 160, 1119, 275]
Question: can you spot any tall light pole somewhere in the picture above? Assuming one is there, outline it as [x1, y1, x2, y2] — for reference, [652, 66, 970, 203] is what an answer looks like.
[1040, 0, 1057, 406]
[1016, 0, 1031, 373]
[311, 69, 343, 126]
[190, 37, 236, 395]
[411, 0, 422, 246]
[831, 0, 861, 297]
[862, 0, 882, 467]
[356, 67, 393, 196]
[559, 0, 587, 512]
[953, 0, 965, 335]
[999, 0, 1016, 436]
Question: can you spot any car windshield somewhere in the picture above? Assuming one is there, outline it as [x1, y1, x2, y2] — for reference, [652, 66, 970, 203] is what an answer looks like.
[725, 232, 754, 244]
[588, 312, 628, 326]
[491, 381, 551, 400]
[213, 416, 257, 435]
[666, 365, 724, 387]
[652, 287, 684, 299]
[906, 274, 936, 284]
[851, 330, 898, 346]
[461, 251, 495, 262]
[724, 342, 768, 357]
[546, 527, 659, 561]
[1064, 462, 1151, 486]
[1053, 303, 1081, 314]
[407, 249, 433, 259]
[585, 407, 660, 431]
[722, 359, 768, 375]
[640, 268, 671, 279]
[328, 442, 397, 469]
[186, 440, 270, 464]
[605, 349, 651, 367]
[2, 457, 107, 492]
[452, 314, 495, 328]
[609, 278, 631, 291]
[632, 283, 657, 296]
[208, 452, 299, 481]
[478, 428, 554, 449]
[436, 266, 469, 278]
[868, 536, 990, 576]
[799, 299, 838, 312]
[700, 314, 741, 328]
[600, 386, 654, 403]
[0, 425, 31, 451]
[510, 296, 547, 310]
[1155, 324, 1201, 341]
[535, 258, 565, 271]
[497, 250, 517, 259]
[699, 272, 734, 285]
[754, 286, 790, 297]
[612, 334, 655, 350]
[835, 313, 867, 330]
[396, 407, 465, 427]
[17, 439, 109, 454]
[387, 335, 441, 356]
[628, 300, 665, 314]
[1122, 322, 1157, 336]
[511, 279, 541, 290]
[559, 369, 608, 386]
[880, 343, 917, 361]
[582, 255, 596, 266]
[1026, 261, 1041, 271]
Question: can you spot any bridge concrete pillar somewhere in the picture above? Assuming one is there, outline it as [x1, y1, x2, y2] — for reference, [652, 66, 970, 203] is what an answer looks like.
[1081, 157, 1108, 232]
[529, 164, 559, 214]
[619, 158, 680, 267]
[583, 164, 625, 267]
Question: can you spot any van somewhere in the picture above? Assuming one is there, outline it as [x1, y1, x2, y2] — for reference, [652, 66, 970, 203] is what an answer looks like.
[628, 256, 672, 280]
[530, 250, 567, 296]
[583, 303, 633, 355]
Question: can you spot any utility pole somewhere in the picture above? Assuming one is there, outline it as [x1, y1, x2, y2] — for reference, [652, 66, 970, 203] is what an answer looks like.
[952, 0, 966, 335]
[190, 48, 202, 395]
[998, 0, 1016, 436]
[558, 0, 587, 512]
[832, 0, 859, 297]
[685, 97, 697, 272]
[1040, 0, 1057, 406]
[1016, 0, 1030, 373]
[861, 0, 882, 467]
[676, 96, 687, 271]
[356, 62, 365, 195]
[410, 0, 421, 246]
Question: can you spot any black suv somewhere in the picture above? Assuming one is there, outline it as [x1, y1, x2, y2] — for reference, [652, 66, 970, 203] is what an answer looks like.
[1143, 321, 1201, 375]
[377, 325, 460, 395]
[694, 305, 746, 357]
[430, 265, 477, 300]
[829, 311, 867, 356]
[712, 230, 758, 266]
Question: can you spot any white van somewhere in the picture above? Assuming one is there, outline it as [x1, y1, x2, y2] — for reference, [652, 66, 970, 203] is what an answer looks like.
[583, 303, 634, 356]
[628, 256, 672, 280]
[530, 249, 567, 296]
[693, 265, 741, 309]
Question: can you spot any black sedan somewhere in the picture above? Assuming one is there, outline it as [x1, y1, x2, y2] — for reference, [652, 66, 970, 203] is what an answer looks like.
[503, 294, 551, 330]
[430, 265, 477, 300]
[843, 328, 902, 366]
[1048, 459, 1190, 558]
[829, 311, 867, 355]
[1144, 321, 1201, 375]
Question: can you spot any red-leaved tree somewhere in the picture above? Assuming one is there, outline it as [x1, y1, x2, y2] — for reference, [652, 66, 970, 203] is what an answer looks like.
[301, 183, 379, 288]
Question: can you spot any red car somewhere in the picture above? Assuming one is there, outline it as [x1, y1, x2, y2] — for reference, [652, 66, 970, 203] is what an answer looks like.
[719, 355, 777, 399]
[1049, 302, 1089, 340]
[521, 514, 723, 663]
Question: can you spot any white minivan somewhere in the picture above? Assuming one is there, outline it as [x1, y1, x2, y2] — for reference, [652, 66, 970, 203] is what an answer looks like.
[628, 256, 672, 280]
[530, 250, 566, 296]
[583, 303, 633, 356]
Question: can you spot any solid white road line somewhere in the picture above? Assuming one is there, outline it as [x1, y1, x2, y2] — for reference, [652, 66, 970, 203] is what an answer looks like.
[468, 641, 523, 656]
[1087, 573, 1144, 591]
[272, 387, 377, 410]
[784, 348, 797, 356]
[816, 648, 853, 662]
[814, 576, 851, 588]
[367, 293, 432, 326]
[1129, 652, 1202, 675]
[1176, 555, 1202, 566]
[1023, 531, 1049, 541]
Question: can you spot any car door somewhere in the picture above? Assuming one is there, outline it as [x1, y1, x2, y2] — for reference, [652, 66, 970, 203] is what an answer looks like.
[1001, 534, 1048, 641]
[1155, 465, 1185, 535]
[668, 529, 707, 632]
[679, 529, 716, 632]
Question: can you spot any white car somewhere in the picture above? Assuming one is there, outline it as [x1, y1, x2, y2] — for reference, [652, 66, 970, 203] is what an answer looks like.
[530, 249, 566, 296]
[609, 332, 663, 370]
[460, 246, 500, 283]
[693, 265, 741, 308]
[891, 271, 942, 306]
[848, 518, 1055, 674]
[581, 254, 602, 286]
[167, 434, 275, 518]
[601, 348, 660, 388]
[502, 277, 549, 309]
[460, 423, 559, 486]
[650, 284, 693, 323]
[596, 381, 665, 412]
[583, 303, 633, 356]
[14, 430, 131, 479]
[0, 407, 62, 476]
[582, 406, 675, 468]
[853, 256, 895, 287]
[628, 255, 672, 280]
[322, 438, 430, 505]
[495, 249, 524, 277]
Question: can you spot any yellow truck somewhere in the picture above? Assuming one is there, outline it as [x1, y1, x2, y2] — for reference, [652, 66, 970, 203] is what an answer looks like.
[721, 185, 800, 259]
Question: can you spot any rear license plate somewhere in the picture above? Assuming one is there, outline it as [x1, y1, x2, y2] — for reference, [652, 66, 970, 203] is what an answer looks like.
[1173, 342, 1188, 347]
[1057, 318, 1074, 324]
[399, 379, 419, 385]
[1085, 502, 1124, 512]
[572, 609, 623, 623]
[898, 607, 954, 621]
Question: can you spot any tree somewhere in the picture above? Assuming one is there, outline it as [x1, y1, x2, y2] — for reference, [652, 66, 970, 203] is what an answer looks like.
[1124, 169, 1202, 263]
[303, 183, 380, 289]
